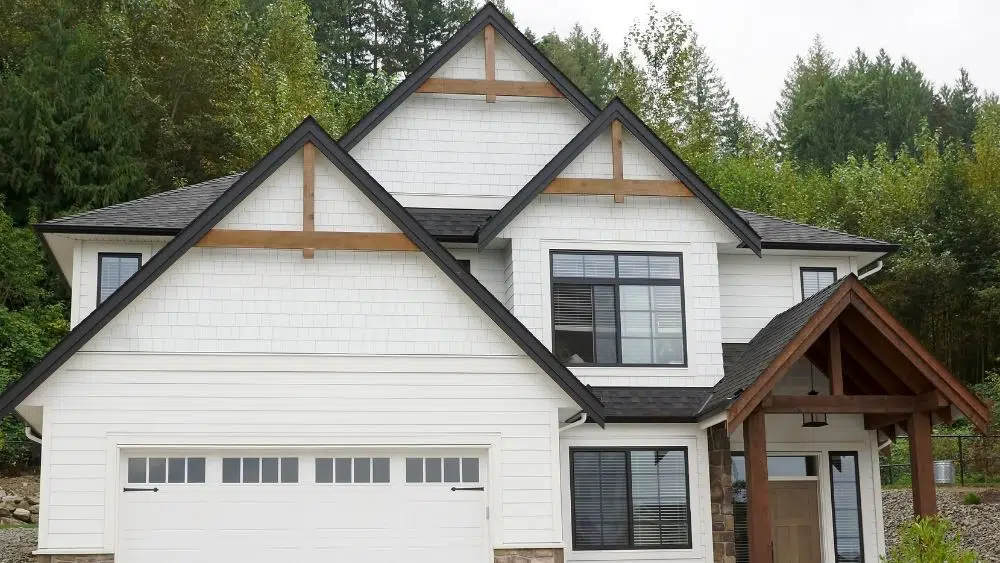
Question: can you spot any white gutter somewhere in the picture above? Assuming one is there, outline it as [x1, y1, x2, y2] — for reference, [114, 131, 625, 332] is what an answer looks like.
[24, 426, 42, 445]
[559, 412, 587, 433]
[698, 411, 727, 430]
[858, 260, 884, 280]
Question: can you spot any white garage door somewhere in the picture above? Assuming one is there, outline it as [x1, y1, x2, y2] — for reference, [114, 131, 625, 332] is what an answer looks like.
[117, 449, 489, 563]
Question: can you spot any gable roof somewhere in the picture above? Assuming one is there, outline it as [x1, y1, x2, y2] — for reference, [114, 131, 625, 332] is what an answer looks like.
[476, 99, 763, 253]
[701, 274, 990, 432]
[338, 2, 600, 151]
[1, 117, 606, 425]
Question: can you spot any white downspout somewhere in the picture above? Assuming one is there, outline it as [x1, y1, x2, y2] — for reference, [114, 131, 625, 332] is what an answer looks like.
[858, 260, 884, 280]
[559, 412, 587, 433]
[24, 426, 42, 445]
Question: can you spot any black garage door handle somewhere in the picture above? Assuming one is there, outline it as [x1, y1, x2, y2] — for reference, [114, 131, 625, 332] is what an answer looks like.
[450, 486, 484, 492]
[123, 487, 159, 492]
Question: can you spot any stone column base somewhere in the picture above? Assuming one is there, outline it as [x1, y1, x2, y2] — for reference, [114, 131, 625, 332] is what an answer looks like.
[494, 548, 564, 563]
[35, 555, 114, 563]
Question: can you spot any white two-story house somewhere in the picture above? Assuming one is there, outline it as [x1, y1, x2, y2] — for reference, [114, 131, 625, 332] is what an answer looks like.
[1, 5, 989, 563]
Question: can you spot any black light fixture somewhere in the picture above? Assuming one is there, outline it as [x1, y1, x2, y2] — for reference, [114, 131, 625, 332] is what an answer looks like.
[802, 363, 829, 428]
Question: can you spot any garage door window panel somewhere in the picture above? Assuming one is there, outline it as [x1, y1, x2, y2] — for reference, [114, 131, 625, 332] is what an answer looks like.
[128, 457, 206, 484]
[317, 457, 390, 484]
[406, 457, 480, 484]
[223, 457, 298, 484]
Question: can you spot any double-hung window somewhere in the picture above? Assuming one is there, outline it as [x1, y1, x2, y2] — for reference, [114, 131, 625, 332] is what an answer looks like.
[98, 253, 142, 304]
[570, 448, 691, 550]
[551, 252, 686, 366]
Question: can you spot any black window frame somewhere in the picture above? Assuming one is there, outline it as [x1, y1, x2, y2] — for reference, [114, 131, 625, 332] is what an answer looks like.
[550, 251, 687, 367]
[829, 451, 865, 563]
[800, 267, 837, 300]
[569, 446, 693, 551]
[97, 252, 142, 305]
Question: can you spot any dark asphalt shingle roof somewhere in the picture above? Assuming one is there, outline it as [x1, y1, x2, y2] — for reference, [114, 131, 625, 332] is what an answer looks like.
[700, 277, 848, 415]
[592, 386, 713, 421]
[37, 176, 896, 252]
[737, 209, 897, 252]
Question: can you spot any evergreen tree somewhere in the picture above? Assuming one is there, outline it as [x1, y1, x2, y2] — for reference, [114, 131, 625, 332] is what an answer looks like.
[537, 24, 615, 106]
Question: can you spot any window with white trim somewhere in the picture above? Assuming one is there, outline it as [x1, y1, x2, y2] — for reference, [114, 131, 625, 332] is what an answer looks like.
[551, 252, 686, 366]
[97, 253, 141, 304]
[127, 457, 205, 484]
[222, 457, 298, 484]
[800, 267, 837, 299]
[570, 448, 691, 550]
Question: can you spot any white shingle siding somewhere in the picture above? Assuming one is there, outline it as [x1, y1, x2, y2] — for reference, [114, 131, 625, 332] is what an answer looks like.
[217, 150, 399, 233]
[719, 254, 854, 342]
[30, 352, 572, 550]
[74, 240, 163, 327]
[558, 129, 679, 182]
[560, 130, 612, 179]
[499, 194, 738, 387]
[434, 32, 486, 79]
[81, 248, 522, 357]
[494, 34, 545, 81]
[450, 248, 507, 301]
[623, 131, 678, 180]
[351, 95, 587, 209]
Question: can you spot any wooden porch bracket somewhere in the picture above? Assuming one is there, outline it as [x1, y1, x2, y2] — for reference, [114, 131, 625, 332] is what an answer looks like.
[743, 409, 773, 563]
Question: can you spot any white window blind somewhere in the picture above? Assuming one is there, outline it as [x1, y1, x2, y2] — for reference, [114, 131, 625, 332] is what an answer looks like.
[830, 453, 864, 562]
[98, 254, 141, 303]
[801, 268, 837, 299]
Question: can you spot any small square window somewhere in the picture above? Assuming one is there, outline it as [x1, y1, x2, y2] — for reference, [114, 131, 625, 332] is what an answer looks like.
[425, 458, 442, 483]
[167, 458, 185, 483]
[262, 458, 279, 483]
[148, 458, 167, 484]
[187, 458, 206, 483]
[222, 458, 241, 483]
[373, 458, 390, 484]
[316, 458, 334, 484]
[406, 457, 423, 483]
[335, 458, 352, 484]
[461, 458, 480, 483]
[354, 458, 371, 484]
[127, 458, 146, 484]
[443, 458, 461, 483]
[281, 458, 298, 484]
[97, 253, 142, 304]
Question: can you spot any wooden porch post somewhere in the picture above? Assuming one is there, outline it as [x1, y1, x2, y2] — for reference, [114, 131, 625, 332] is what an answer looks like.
[907, 410, 937, 516]
[743, 409, 772, 562]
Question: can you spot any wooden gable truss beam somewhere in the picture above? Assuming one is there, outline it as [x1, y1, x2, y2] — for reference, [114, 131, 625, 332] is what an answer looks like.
[542, 120, 693, 203]
[417, 25, 563, 101]
[197, 142, 419, 254]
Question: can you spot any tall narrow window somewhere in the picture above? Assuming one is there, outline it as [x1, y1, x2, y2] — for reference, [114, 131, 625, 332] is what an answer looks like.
[570, 448, 691, 550]
[800, 267, 837, 299]
[98, 253, 142, 304]
[552, 252, 685, 366]
[830, 452, 864, 562]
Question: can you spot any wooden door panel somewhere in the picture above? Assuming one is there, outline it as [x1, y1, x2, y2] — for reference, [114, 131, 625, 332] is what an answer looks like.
[769, 481, 821, 563]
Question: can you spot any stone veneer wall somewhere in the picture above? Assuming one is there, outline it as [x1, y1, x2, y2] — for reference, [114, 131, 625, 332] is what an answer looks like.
[494, 548, 564, 563]
[35, 556, 113, 563]
[708, 423, 736, 563]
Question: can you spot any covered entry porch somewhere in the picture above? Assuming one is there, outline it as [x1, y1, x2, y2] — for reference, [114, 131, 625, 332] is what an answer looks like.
[703, 274, 990, 562]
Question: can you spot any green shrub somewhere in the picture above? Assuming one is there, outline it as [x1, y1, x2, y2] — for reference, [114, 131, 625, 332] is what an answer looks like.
[882, 516, 978, 563]
[963, 492, 982, 505]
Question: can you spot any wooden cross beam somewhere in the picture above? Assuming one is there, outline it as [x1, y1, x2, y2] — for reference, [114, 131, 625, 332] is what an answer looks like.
[302, 142, 316, 258]
[761, 392, 948, 414]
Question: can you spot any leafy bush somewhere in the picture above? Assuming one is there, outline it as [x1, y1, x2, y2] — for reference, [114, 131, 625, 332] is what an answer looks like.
[963, 492, 982, 505]
[882, 516, 978, 563]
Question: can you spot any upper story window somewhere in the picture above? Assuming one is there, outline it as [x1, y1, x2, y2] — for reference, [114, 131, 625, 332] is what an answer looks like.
[800, 267, 837, 300]
[98, 253, 142, 304]
[551, 252, 685, 366]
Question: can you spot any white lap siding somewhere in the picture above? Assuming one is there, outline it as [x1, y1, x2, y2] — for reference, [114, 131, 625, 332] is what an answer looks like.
[27, 246, 578, 552]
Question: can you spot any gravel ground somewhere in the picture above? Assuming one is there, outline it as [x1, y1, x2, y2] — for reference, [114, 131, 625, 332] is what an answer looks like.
[883, 488, 1000, 561]
[0, 527, 36, 563]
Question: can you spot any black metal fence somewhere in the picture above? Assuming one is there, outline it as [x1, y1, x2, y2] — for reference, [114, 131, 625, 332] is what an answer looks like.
[880, 434, 1000, 487]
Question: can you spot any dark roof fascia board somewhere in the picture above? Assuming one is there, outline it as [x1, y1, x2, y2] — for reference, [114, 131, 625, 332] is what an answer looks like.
[602, 415, 700, 424]
[0, 117, 606, 425]
[757, 241, 900, 253]
[339, 3, 599, 151]
[477, 99, 762, 254]
[34, 223, 183, 237]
